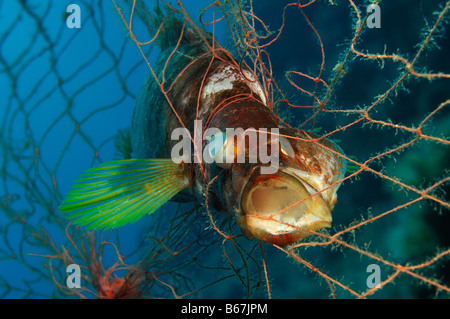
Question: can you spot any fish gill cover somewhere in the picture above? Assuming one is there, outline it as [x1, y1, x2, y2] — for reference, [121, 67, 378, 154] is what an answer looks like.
[0, 0, 449, 299]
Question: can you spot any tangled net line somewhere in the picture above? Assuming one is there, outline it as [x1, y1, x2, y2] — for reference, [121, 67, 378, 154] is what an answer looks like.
[0, 0, 449, 298]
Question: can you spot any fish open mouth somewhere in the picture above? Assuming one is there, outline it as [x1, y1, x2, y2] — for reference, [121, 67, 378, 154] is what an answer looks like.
[238, 169, 331, 246]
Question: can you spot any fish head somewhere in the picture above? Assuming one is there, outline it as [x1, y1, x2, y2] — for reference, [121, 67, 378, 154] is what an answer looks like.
[205, 103, 346, 246]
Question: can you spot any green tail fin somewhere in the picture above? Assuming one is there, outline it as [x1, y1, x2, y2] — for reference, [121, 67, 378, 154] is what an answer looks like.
[59, 159, 189, 230]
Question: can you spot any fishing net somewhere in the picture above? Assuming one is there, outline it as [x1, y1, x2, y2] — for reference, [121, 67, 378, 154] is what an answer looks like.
[0, 0, 449, 298]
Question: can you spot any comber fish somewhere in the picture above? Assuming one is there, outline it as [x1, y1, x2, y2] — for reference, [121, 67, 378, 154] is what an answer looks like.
[60, 8, 347, 247]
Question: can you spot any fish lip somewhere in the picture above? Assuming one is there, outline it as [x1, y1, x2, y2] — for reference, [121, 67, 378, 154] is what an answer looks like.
[238, 166, 327, 211]
[238, 167, 332, 245]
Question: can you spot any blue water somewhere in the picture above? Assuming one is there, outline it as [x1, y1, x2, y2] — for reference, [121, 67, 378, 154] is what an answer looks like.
[0, 0, 449, 299]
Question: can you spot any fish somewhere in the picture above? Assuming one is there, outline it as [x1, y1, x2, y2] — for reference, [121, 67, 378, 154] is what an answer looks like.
[59, 7, 347, 247]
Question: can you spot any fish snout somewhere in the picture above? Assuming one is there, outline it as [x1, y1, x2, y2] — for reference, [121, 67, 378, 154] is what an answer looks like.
[238, 170, 331, 246]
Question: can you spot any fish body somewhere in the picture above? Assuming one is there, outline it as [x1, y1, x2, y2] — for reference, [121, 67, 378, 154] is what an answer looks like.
[60, 12, 346, 247]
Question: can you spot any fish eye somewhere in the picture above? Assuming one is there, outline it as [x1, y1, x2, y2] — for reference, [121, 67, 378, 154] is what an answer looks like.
[279, 136, 295, 158]
[207, 131, 226, 158]
[207, 131, 234, 168]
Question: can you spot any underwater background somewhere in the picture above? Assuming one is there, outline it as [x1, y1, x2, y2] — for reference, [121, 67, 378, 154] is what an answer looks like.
[0, 0, 449, 298]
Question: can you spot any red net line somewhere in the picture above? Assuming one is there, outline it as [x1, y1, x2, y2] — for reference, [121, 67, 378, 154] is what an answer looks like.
[0, 0, 449, 298]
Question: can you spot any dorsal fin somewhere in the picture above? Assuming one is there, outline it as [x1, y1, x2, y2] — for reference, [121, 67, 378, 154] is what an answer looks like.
[146, 2, 209, 50]
[114, 128, 132, 160]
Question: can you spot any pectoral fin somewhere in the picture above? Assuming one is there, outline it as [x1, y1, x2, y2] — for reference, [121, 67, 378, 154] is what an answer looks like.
[59, 159, 189, 230]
